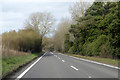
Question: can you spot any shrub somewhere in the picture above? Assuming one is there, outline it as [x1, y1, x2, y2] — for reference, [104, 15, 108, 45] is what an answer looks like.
[2, 29, 42, 53]
[83, 35, 109, 56]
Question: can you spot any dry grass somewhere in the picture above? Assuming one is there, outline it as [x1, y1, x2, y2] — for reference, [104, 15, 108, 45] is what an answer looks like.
[2, 48, 28, 58]
[64, 53, 119, 67]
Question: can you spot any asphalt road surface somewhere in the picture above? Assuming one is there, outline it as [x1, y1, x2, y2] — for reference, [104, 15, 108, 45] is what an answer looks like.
[17, 52, 119, 78]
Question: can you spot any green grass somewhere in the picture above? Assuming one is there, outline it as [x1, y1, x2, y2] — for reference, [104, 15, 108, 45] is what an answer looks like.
[2, 52, 44, 77]
[63, 53, 119, 67]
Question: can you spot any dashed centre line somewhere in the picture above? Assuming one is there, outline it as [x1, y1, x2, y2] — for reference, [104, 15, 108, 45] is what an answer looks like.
[54, 55, 57, 57]
[62, 60, 65, 62]
[70, 66, 79, 71]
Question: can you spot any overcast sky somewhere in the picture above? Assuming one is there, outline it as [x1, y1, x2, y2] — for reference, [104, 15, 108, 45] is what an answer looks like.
[0, 0, 118, 35]
[0, 1, 76, 35]
[0, 0, 97, 34]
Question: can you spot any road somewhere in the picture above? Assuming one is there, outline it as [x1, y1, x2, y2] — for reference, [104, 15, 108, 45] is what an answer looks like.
[16, 52, 119, 78]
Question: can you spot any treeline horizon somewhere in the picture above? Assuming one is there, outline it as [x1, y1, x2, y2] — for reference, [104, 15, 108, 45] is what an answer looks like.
[52, 2, 120, 59]
[2, 12, 55, 58]
[2, 29, 42, 52]
[64, 2, 120, 59]
[2, 1, 120, 60]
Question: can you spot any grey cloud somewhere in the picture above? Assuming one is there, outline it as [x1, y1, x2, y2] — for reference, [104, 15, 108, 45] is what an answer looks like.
[1, 2, 72, 33]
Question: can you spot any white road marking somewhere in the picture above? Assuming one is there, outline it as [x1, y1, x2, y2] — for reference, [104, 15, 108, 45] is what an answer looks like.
[70, 56, 120, 70]
[62, 60, 65, 62]
[58, 53, 67, 56]
[58, 53, 120, 70]
[55, 55, 57, 57]
[89, 76, 92, 78]
[70, 66, 79, 71]
[58, 57, 60, 59]
[17, 52, 47, 79]
[50, 52, 53, 54]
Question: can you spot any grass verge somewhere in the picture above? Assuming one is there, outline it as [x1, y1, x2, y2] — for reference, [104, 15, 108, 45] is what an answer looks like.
[2, 52, 44, 77]
[63, 53, 119, 67]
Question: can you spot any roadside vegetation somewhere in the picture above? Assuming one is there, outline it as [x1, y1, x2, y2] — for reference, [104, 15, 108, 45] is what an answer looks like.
[2, 12, 55, 78]
[2, 52, 43, 77]
[64, 2, 120, 59]
[64, 53, 118, 66]
[1, 0, 120, 78]
[51, 1, 120, 65]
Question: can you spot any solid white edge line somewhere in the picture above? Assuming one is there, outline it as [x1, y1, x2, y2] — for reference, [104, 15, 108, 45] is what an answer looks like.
[17, 52, 47, 79]
[70, 66, 79, 71]
[58, 53, 120, 70]
[89, 76, 92, 78]
[70, 56, 120, 70]
[50, 52, 53, 54]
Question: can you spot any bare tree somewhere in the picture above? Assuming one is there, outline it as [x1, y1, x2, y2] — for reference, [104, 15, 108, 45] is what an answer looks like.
[69, 1, 91, 22]
[25, 12, 55, 51]
[53, 18, 72, 52]
[25, 12, 55, 38]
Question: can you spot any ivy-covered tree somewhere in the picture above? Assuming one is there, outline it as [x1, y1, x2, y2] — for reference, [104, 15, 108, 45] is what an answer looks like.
[66, 1, 120, 59]
[64, 34, 73, 53]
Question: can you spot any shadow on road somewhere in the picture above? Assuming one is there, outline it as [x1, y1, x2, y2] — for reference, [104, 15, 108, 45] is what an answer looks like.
[43, 52, 53, 57]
